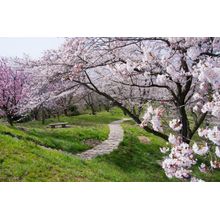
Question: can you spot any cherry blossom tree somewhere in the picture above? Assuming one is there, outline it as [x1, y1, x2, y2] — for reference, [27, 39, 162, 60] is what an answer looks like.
[0, 58, 26, 126]
[24, 37, 220, 181]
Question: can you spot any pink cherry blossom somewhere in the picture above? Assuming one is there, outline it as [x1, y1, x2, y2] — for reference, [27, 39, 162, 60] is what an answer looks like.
[0, 58, 26, 125]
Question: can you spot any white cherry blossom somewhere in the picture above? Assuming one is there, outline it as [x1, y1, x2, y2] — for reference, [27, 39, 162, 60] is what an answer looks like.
[190, 177, 205, 182]
[199, 163, 208, 173]
[198, 128, 209, 138]
[168, 133, 181, 146]
[192, 143, 209, 156]
[160, 147, 169, 154]
[207, 126, 220, 145]
[215, 146, 220, 158]
[151, 116, 163, 132]
[210, 160, 220, 169]
[156, 74, 167, 85]
[169, 119, 182, 131]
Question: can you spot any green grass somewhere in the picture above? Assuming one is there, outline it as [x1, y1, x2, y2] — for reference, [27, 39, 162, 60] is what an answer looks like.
[0, 108, 220, 181]
[22, 108, 124, 128]
[0, 118, 170, 181]
[96, 120, 170, 181]
[0, 112, 170, 182]
[0, 109, 124, 154]
[0, 134, 131, 181]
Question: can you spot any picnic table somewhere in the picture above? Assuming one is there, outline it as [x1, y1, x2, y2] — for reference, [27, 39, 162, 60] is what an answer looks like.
[48, 122, 68, 128]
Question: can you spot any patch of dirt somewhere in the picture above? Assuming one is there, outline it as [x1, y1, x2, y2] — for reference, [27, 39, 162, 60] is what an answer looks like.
[84, 139, 102, 147]
[138, 136, 151, 144]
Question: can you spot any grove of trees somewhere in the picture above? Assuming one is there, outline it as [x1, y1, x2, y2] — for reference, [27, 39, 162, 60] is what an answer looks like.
[1, 37, 220, 181]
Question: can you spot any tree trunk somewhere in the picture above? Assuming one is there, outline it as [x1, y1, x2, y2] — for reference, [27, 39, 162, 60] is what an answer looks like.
[34, 113, 38, 121]
[41, 108, 45, 125]
[105, 106, 110, 112]
[33, 110, 39, 120]
[179, 104, 190, 143]
[90, 105, 96, 115]
[7, 115, 13, 126]
[64, 109, 68, 116]
[57, 114, 60, 121]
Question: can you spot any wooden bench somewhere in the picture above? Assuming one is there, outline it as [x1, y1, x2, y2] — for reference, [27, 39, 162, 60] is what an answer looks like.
[48, 122, 68, 128]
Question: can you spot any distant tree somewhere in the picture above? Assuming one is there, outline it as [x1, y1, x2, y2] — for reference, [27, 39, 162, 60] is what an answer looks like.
[0, 58, 26, 126]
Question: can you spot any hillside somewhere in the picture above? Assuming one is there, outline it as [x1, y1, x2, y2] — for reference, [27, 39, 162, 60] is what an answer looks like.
[0, 109, 219, 182]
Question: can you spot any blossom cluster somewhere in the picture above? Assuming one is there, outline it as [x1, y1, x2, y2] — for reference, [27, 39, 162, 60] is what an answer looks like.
[169, 119, 182, 131]
[140, 105, 164, 132]
[192, 143, 209, 156]
[0, 58, 26, 120]
[162, 136, 196, 179]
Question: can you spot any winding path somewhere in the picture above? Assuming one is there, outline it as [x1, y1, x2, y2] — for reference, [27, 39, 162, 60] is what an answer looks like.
[78, 119, 127, 159]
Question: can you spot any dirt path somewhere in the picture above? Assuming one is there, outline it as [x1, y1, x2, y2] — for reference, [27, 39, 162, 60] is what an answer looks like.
[78, 119, 127, 159]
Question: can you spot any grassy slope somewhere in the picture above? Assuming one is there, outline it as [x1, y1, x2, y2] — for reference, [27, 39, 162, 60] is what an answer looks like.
[0, 108, 220, 181]
[0, 110, 123, 154]
[96, 120, 170, 181]
[0, 120, 170, 182]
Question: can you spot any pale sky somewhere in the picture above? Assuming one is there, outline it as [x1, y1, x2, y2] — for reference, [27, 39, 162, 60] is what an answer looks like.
[0, 38, 65, 59]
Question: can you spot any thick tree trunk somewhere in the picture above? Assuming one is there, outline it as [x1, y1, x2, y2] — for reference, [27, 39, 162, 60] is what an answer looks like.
[179, 104, 190, 143]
